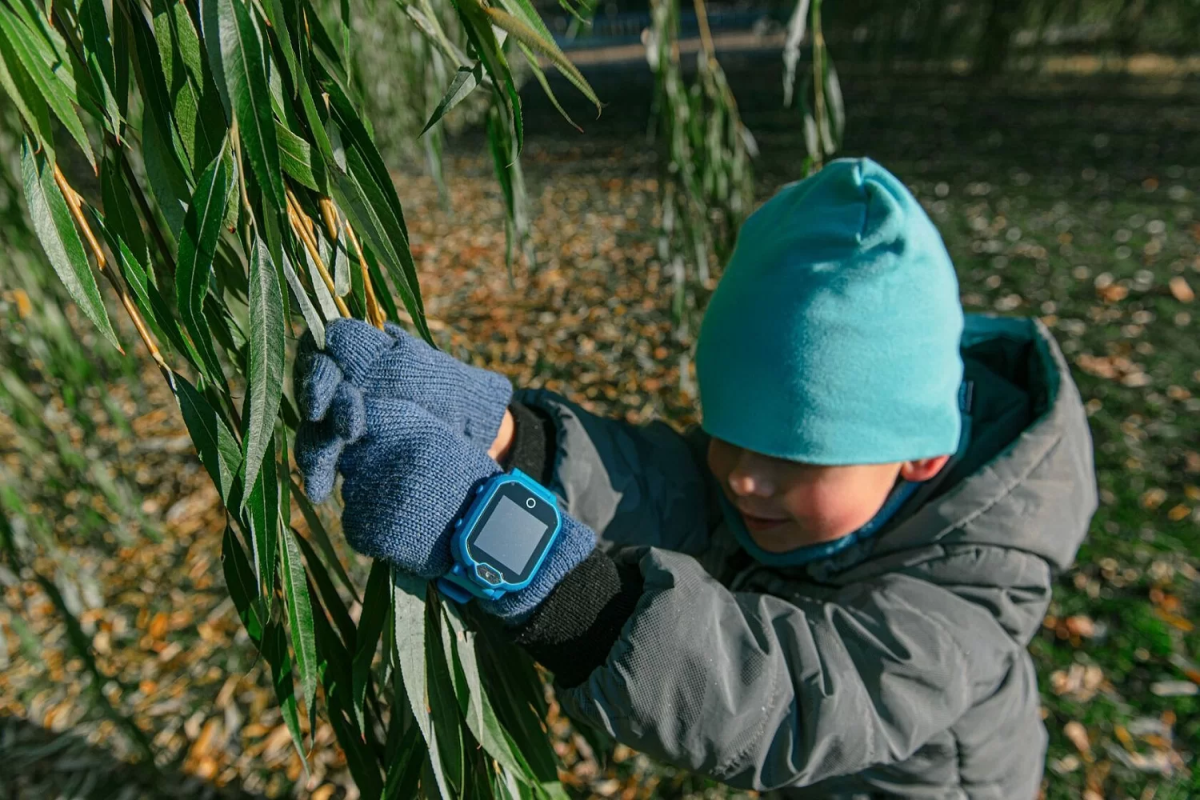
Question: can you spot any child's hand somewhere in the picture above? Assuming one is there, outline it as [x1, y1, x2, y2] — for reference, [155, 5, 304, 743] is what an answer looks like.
[294, 374, 596, 622]
[297, 392, 500, 577]
[294, 319, 512, 454]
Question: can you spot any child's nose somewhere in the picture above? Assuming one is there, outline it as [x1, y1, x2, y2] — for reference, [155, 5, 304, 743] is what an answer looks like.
[728, 464, 776, 498]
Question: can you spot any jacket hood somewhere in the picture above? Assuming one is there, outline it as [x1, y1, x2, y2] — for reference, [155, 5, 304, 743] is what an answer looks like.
[872, 314, 1098, 573]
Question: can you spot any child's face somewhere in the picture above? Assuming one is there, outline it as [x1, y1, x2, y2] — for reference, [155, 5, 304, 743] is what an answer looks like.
[707, 438, 907, 553]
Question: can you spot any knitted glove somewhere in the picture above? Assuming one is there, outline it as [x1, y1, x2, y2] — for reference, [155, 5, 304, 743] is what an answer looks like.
[296, 393, 595, 623]
[295, 318, 512, 448]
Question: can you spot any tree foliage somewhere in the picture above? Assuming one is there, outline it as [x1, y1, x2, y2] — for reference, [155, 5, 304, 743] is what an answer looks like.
[0, 0, 597, 793]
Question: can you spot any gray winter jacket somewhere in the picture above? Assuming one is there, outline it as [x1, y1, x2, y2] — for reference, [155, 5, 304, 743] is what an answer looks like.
[516, 315, 1097, 799]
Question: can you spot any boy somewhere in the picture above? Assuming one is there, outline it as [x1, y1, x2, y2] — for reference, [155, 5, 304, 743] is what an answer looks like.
[294, 158, 1097, 798]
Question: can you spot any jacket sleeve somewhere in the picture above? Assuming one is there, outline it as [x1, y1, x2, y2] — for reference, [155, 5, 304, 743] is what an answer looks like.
[554, 548, 1015, 792]
[514, 388, 718, 553]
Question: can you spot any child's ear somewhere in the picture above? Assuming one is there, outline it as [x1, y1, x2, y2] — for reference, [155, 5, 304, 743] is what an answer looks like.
[899, 455, 951, 483]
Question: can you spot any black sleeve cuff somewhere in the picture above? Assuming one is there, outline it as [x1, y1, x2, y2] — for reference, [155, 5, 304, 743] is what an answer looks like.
[501, 401, 556, 485]
[509, 549, 643, 688]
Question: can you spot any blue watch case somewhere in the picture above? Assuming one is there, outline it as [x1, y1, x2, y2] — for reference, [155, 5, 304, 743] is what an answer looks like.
[437, 469, 562, 603]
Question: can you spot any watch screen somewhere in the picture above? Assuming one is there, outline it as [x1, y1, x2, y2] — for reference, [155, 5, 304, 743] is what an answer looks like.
[471, 495, 549, 574]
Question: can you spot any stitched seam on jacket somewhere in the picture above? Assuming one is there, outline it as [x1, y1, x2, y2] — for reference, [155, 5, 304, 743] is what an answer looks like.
[932, 431, 1066, 542]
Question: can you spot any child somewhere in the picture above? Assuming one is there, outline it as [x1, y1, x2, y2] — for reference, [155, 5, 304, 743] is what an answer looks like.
[294, 158, 1097, 799]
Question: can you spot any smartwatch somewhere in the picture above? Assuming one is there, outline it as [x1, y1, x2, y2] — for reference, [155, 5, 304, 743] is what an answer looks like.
[437, 469, 563, 603]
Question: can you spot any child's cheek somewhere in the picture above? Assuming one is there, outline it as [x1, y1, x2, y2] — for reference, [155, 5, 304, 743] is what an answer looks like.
[781, 480, 890, 541]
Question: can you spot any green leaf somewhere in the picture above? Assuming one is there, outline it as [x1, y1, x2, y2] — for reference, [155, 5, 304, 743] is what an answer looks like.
[824, 50, 844, 150]
[518, 43, 580, 132]
[353, 559, 390, 730]
[441, 605, 529, 781]
[487, 2, 599, 114]
[292, 525, 358, 646]
[320, 79, 427, 325]
[393, 572, 453, 800]
[262, 620, 310, 778]
[421, 62, 483, 135]
[89, 204, 197, 367]
[280, 249, 327, 348]
[201, 0, 287, 210]
[242, 236, 285, 494]
[0, 25, 54, 156]
[0, 10, 96, 167]
[246, 434, 279, 603]
[384, 716, 426, 799]
[280, 525, 318, 724]
[276, 119, 324, 190]
[100, 153, 148, 269]
[152, 0, 226, 175]
[128, 0, 192, 176]
[290, 477, 358, 599]
[176, 150, 232, 383]
[452, 0, 523, 154]
[474, 622, 561, 783]
[222, 524, 264, 642]
[140, 98, 191, 238]
[257, 0, 300, 95]
[308, 580, 387, 794]
[19, 138, 120, 351]
[329, 146, 429, 341]
[79, 0, 124, 128]
[174, 372, 243, 506]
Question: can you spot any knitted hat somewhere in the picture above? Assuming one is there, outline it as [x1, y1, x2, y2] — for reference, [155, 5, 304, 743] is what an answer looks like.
[696, 158, 965, 465]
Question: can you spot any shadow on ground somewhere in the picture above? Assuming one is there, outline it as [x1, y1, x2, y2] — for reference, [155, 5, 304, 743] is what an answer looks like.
[0, 715, 265, 799]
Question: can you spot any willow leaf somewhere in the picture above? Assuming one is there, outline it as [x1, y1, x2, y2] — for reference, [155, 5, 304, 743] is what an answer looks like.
[202, 0, 286, 210]
[291, 525, 358, 647]
[393, 572, 452, 800]
[0, 29, 54, 156]
[246, 435, 279, 604]
[20, 138, 120, 351]
[222, 525, 263, 641]
[352, 559, 389, 729]
[452, 0, 523, 153]
[280, 525, 318, 724]
[488, 1, 599, 113]
[89, 204, 196, 367]
[442, 604, 529, 781]
[277, 119, 323, 190]
[421, 62, 483, 135]
[263, 620, 311, 778]
[176, 151, 231, 383]
[242, 236, 285, 495]
[0, 11, 96, 167]
[174, 372, 243, 506]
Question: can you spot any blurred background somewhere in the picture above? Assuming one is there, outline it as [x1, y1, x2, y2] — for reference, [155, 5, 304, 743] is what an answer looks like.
[1, 0, 1198, 798]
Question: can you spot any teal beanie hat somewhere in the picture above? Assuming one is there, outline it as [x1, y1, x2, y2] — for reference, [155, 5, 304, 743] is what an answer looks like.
[696, 158, 965, 465]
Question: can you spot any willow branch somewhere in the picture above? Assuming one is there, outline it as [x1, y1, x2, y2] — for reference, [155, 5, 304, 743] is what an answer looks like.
[53, 165, 174, 386]
[285, 189, 351, 319]
[341, 220, 386, 330]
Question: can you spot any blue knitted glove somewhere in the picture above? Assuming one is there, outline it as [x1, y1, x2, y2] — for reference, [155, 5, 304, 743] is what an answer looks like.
[296, 393, 595, 623]
[295, 318, 512, 448]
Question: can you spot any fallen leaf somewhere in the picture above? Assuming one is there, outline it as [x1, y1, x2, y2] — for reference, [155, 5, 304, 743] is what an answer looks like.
[1064, 720, 1092, 758]
[1150, 681, 1198, 697]
[1141, 488, 1168, 510]
[1169, 276, 1195, 303]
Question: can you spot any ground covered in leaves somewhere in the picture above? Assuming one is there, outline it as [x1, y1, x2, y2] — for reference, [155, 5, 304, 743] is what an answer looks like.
[2, 55, 1199, 799]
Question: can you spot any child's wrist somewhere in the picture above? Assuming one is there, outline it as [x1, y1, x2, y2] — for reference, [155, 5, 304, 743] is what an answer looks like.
[488, 409, 516, 463]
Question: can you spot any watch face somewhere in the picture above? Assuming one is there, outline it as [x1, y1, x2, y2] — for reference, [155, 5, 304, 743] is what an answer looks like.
[465, 482, 559, 585]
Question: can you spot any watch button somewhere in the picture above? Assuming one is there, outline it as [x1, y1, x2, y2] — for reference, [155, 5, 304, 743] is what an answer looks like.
[475, 565, 503, 585]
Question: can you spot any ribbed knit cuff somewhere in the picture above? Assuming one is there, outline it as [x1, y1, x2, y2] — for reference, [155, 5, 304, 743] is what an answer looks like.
[502, 402, 555, 484]
[509, 549, 644, 688]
